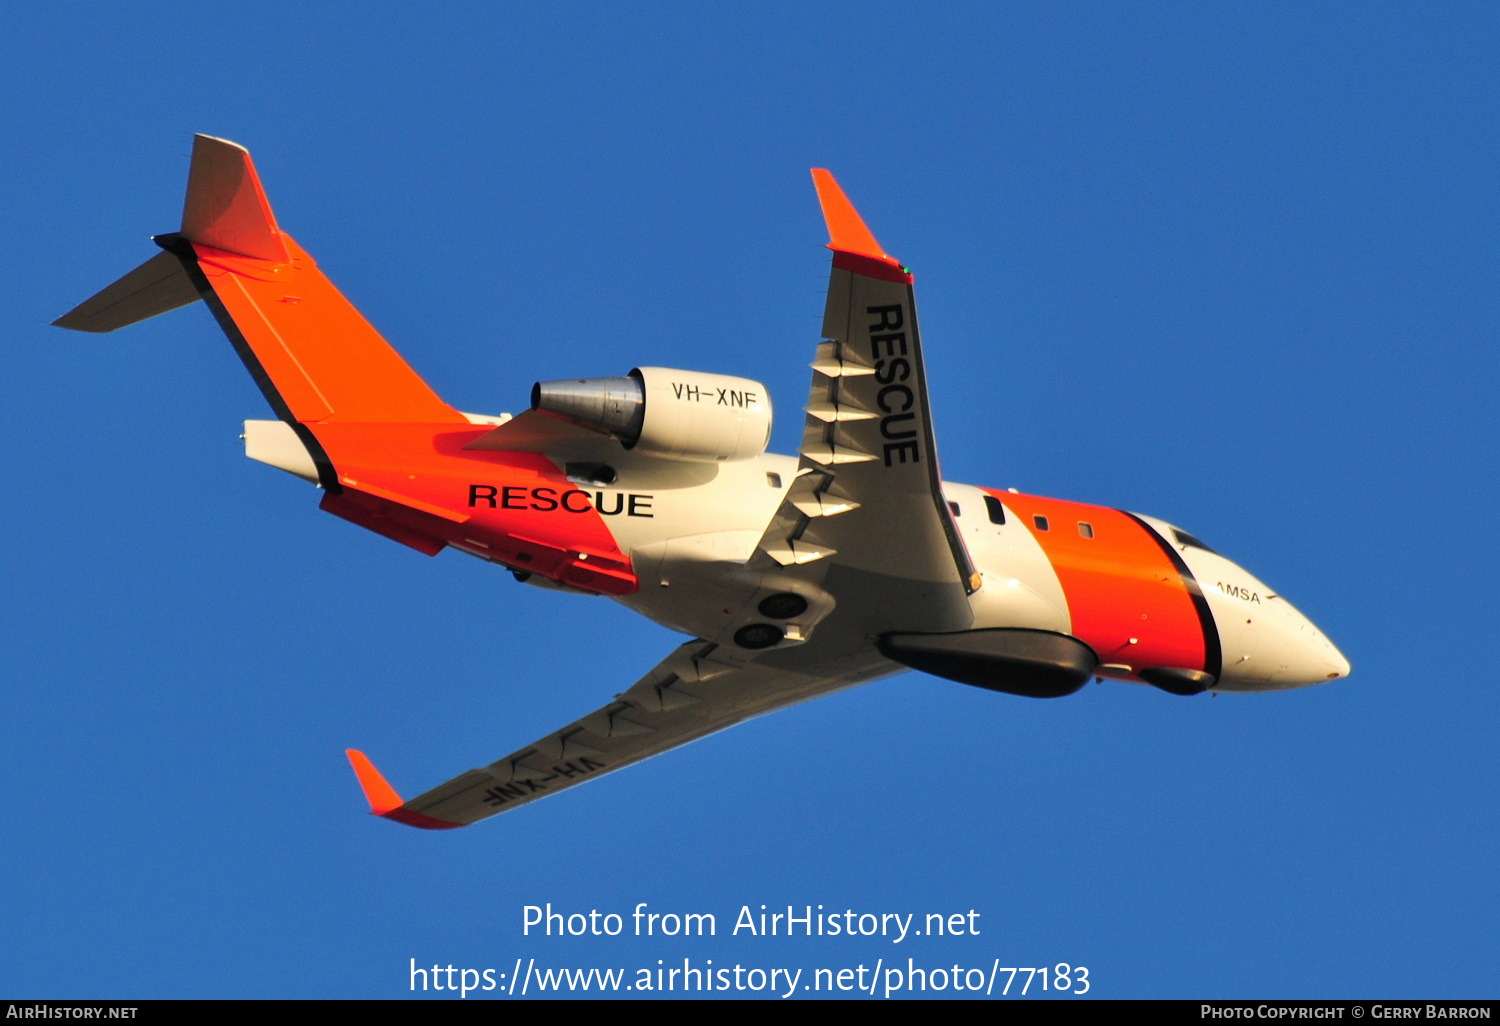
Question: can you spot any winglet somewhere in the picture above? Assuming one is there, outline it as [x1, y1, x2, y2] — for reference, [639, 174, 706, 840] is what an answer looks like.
[344, 749, 466, 829]
[346, 749, 403, 814]
[181, 134, 291, 263]
[810, 169, 911, 283]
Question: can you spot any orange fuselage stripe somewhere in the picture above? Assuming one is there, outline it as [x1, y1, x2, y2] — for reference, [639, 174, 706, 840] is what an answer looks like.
[987, 490, 1207, 678]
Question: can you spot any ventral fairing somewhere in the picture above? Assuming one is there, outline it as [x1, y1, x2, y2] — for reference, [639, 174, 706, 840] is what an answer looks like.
[57, 136, 1350, 829]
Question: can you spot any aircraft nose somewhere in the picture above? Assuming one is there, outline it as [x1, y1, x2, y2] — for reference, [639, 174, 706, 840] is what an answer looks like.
[1262, 611, 1351, 687]
[1327, 644, 1352, 681]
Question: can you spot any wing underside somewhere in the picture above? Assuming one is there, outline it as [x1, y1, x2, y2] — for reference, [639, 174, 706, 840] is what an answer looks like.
[715, 170, 978, 652]
[350, 636, 894, 827]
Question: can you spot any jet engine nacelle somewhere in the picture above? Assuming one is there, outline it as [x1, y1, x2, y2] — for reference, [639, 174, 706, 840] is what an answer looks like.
[878, 628, 1098, 699]
[532, 366, 772, 463]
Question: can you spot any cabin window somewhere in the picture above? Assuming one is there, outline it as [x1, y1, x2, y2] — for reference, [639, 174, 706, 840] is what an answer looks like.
[766, 472, 782, 489]
[947, 501, 961, 517]
[1078, 522, 1094, 539]
[1033, 515, 1050, 531]
[984, 495, 1006, 524]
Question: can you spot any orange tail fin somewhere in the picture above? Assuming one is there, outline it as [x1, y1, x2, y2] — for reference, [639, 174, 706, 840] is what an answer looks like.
[58, 135, 466, 429]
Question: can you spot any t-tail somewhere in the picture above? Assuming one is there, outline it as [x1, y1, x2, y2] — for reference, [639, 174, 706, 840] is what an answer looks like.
[53, 135, 493, 549]
[56, 134, 465, 420]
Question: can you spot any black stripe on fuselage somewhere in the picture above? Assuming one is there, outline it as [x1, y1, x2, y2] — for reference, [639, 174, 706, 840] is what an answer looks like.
[1121, 511, 1223, 681]
[154, 234, 341, 494]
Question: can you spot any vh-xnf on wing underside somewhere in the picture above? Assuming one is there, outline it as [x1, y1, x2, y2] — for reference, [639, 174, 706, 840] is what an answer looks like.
[57, 136, 1350, 829]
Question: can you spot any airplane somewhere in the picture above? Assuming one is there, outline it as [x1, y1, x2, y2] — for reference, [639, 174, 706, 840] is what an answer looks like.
[56, 135, 1350, 830]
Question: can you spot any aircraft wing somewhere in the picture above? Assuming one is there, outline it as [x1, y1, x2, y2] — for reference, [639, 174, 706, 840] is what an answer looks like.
[725, 171, 978, 649]
[347, 634, 892, 827]
[343, 172, 971, 827]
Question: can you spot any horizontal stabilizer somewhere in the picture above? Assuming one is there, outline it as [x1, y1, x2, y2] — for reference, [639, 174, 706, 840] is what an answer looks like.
[243, 420, 319, 483]
[52, 251, 199, 333]
[181, 134, 290, 262]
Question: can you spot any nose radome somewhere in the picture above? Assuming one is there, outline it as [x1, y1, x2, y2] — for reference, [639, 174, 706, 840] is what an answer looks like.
[1327, 643, 1352, 681]
[1264, 613, 1351, 687]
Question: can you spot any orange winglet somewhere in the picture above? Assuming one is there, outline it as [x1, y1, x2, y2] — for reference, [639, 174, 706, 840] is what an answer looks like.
[346, 749, 403, 814]
[810, 169, 912, 283]
[344, 750, 465, 829]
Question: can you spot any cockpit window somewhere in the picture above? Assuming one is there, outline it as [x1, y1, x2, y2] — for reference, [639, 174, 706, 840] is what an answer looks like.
[1172, 529, 1217, 555]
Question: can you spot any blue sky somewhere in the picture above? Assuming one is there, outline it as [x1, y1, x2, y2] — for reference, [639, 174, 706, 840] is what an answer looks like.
[3, 2, 1496, 999]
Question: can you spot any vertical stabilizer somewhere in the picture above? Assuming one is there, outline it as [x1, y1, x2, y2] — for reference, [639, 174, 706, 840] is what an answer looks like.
[180, 135, 290, 262]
